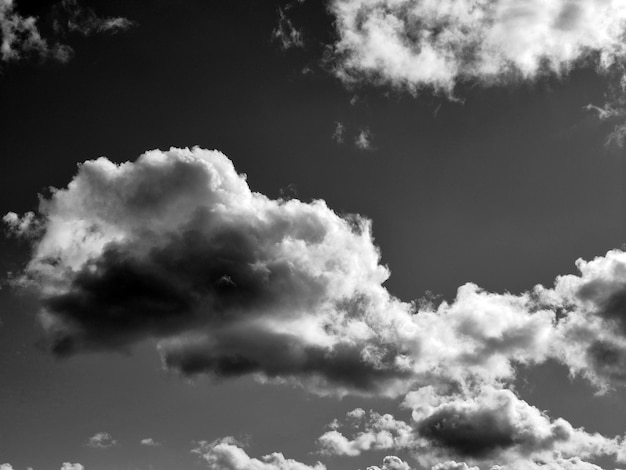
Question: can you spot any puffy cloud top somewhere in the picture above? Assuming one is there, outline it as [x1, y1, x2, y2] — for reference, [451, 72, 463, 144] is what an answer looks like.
[330, 0, 626, 93]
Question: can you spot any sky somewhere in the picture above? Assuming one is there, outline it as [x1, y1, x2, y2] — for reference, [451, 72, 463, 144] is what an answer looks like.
[2, 1, 626, 470]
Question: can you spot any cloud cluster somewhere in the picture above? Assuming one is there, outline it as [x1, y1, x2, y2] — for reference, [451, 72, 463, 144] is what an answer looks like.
[9, 147, 626, 469]
[320, 386, 626, 469]
[329, 0, 626, 93]
[193, 437, 325, 470]
[0, 0, 131, 65]
[9, 146, 626, 400]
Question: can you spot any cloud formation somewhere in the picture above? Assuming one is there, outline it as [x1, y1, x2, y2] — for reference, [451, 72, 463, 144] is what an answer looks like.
[141, 437, 161, 447]
[60, 464, 84, 470]
[273, 6, 303, 50]
[193, 437, 326, 470]
[329, 0, 626, 93]
[86, 432, 117, 449]
[9, 146, 626, 401]
[0, 0, 131, 65]
[367, 455, 412, 470]
[321, 386, 626, 469]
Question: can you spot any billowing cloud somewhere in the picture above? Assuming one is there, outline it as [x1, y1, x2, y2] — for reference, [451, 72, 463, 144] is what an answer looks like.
[321, 386, 625, 468]
[0, 0, 131, 65]
[193, 437, 325, 470]
[367, 455, 412, 470]
[86, 432, 117, 449]
[318, 408, 414, 456]
[0, 465, 14, 470]
[9, 146, 626, 400]
[329, 0, 626, 93]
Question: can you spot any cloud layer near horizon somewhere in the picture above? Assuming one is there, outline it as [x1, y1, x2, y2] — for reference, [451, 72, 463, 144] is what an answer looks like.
[329, 0, 626, 93]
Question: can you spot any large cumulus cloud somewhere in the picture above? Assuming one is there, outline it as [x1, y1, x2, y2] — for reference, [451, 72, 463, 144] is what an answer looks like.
[329, 0, 626, 93]
[8, 147, 626, 398]
[5, 147, 420, 395]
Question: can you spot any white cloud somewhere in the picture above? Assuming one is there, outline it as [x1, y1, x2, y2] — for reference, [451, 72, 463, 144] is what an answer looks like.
[355, 128, 374, 150]
[367, 455, 412, 470]
[0, 465, 15, 470]
[0, 0, 131, 65]
[432, 462, 478, 470]
[273, 7, 303, 50]
[321, 386, 625, 469]
[332, 121, 345, 143]
[141, 437, 162, 447]
[329, 0, 626, 94]
[86, 432, 117, 449]
[60, 464, 84, 470]
[9, 146, 626, 402]
[193, 438, 325, 470]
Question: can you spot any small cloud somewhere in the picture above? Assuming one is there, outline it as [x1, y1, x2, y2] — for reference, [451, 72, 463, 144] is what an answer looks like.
[52, 0, 133, 36]
[1, 464, 15, 470]
[272, 7, 303, 50]
[86, 432, 117, 449]
[140, 437, 162, 447]
[332, 121, 345, 143]
[354, 128, 373, 150]
[61, 464, 84, 470]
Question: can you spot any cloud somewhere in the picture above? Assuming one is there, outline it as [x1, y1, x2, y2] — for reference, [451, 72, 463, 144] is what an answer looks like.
[431, 462, 477, 470]
[367, 456, 412, 470]
[273, 7, 303, 50]
[193, 437, 326, 470]
[60, 464, 84, 470]
[86, 432, 117, 449]
[0, 465, 14, 470]
[0, 0, 67, 63]
[332, 121, 345, 143]
[355, 128, 374, 150]
[329, 0, 626, 94]
[9, 147, 626, 400]
[321, 386, 625, 468]
[318, 409, 414, 456]
[51, 0, 132, 36]
[0, 0, 131, 65]
[141, 437, 162, 447]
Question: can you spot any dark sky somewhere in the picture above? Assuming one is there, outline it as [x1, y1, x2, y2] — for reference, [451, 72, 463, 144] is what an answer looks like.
[1, 1, 626, 470]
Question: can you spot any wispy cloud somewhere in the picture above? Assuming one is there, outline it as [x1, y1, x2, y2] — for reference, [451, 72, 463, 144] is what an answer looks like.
[0, 0, 132, 66]
[329, 0, 626, 94]
[332, 121, 345, 143]
[272, 6, 303, 51]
